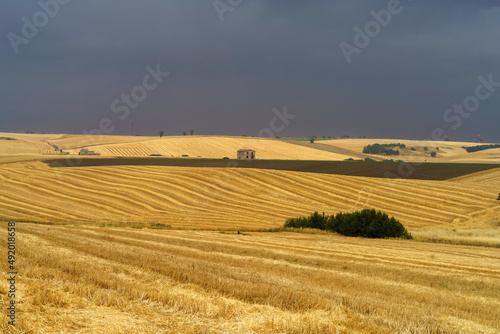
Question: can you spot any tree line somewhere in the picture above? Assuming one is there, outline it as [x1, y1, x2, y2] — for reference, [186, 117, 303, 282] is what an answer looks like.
[464, 144, 500, 153]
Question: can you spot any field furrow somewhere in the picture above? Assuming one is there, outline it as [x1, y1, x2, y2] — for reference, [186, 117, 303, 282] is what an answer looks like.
[0, 161, 499, 229]
[1, 223, 499, 333]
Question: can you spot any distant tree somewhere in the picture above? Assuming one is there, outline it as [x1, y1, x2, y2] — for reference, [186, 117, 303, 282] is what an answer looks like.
[341, 135, 350, 139]
[328, 136, 332, 139]
[183, 131, 187, 136]
[444, 137, 450, 141]
[430, 151, 437, 157]
[321, 135, 326, 139]
[423, 147, 428, 151]
[190, 129, 194, 135]
[310, 138, 315, 144]
[497, 193, 500, 201]
[159, 131, 164, 138]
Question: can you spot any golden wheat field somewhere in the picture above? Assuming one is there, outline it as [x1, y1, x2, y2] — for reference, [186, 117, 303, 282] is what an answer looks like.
[317, 139, 500, 163]
[59, 136, 351, 160]
[1, 223, 499, 333]
[1, 133, 500, 333]
[2, 132, 500, 163]
[0, 160, 499, 230]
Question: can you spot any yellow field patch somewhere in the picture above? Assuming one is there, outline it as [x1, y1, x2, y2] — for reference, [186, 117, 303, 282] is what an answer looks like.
[1, 224, 499, 333]
[0, 161, 498, 230]
[0, 138, 55, 155]
[59, 136, 351, 160]
[1, 132, 499, 163]
[320, 138, 500, 163]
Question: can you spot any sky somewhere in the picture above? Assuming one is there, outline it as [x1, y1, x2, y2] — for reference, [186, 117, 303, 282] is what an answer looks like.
[1, 0, 499, 142]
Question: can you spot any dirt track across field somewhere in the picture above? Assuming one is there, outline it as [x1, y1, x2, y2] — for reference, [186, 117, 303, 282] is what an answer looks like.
[283, 140, 383, 160]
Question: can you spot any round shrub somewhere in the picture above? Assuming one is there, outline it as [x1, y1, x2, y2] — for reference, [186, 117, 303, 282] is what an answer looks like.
[284, 209, 412, 239]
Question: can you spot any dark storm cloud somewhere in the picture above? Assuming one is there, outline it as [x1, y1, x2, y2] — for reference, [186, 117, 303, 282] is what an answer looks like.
[1, 0, 499, 142]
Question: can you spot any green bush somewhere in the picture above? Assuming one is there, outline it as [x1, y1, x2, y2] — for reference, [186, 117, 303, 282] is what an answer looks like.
[363, 143, 402, 155]
[284, 211, 326, 230]
[284, 209, 412, 239]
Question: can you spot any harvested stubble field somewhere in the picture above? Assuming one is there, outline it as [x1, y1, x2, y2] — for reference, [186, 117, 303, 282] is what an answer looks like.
[1, 223, 499, 333]
[1, 134, 500, 333]
[316, 139, 500, 164]
[1, 161, 499, 229]
[48, 135, 351, 161]
[2, 132, 500, 164]
[45, 157, 500, 180]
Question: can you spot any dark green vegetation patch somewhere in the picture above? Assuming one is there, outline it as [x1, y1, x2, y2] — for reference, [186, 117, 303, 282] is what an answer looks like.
[284, 209, 412, 239]
[464, 144, 500, 153]
[363, 143, 405, 155]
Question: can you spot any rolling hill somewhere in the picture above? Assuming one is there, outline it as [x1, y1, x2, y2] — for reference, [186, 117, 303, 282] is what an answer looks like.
[1, 132, 499, 163]
[0, 160, 498, 230]
[2, 223, 498, 333]
[1, 132, 499, 333]
[53, 135, 353, 160]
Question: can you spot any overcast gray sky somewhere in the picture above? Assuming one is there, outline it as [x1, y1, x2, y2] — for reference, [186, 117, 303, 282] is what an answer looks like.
[1, 0, 499, 142]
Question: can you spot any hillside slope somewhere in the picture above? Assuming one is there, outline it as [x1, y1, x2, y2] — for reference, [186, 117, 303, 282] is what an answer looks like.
[0, 134, 56, 155]
[1, 161, 498, 229]
[56, 136, 352, 160]
[450, 167, 500, 187]
[318, 139, 500, 163]
[2, 224, 498, 333]
[1, 132, 498, 163]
